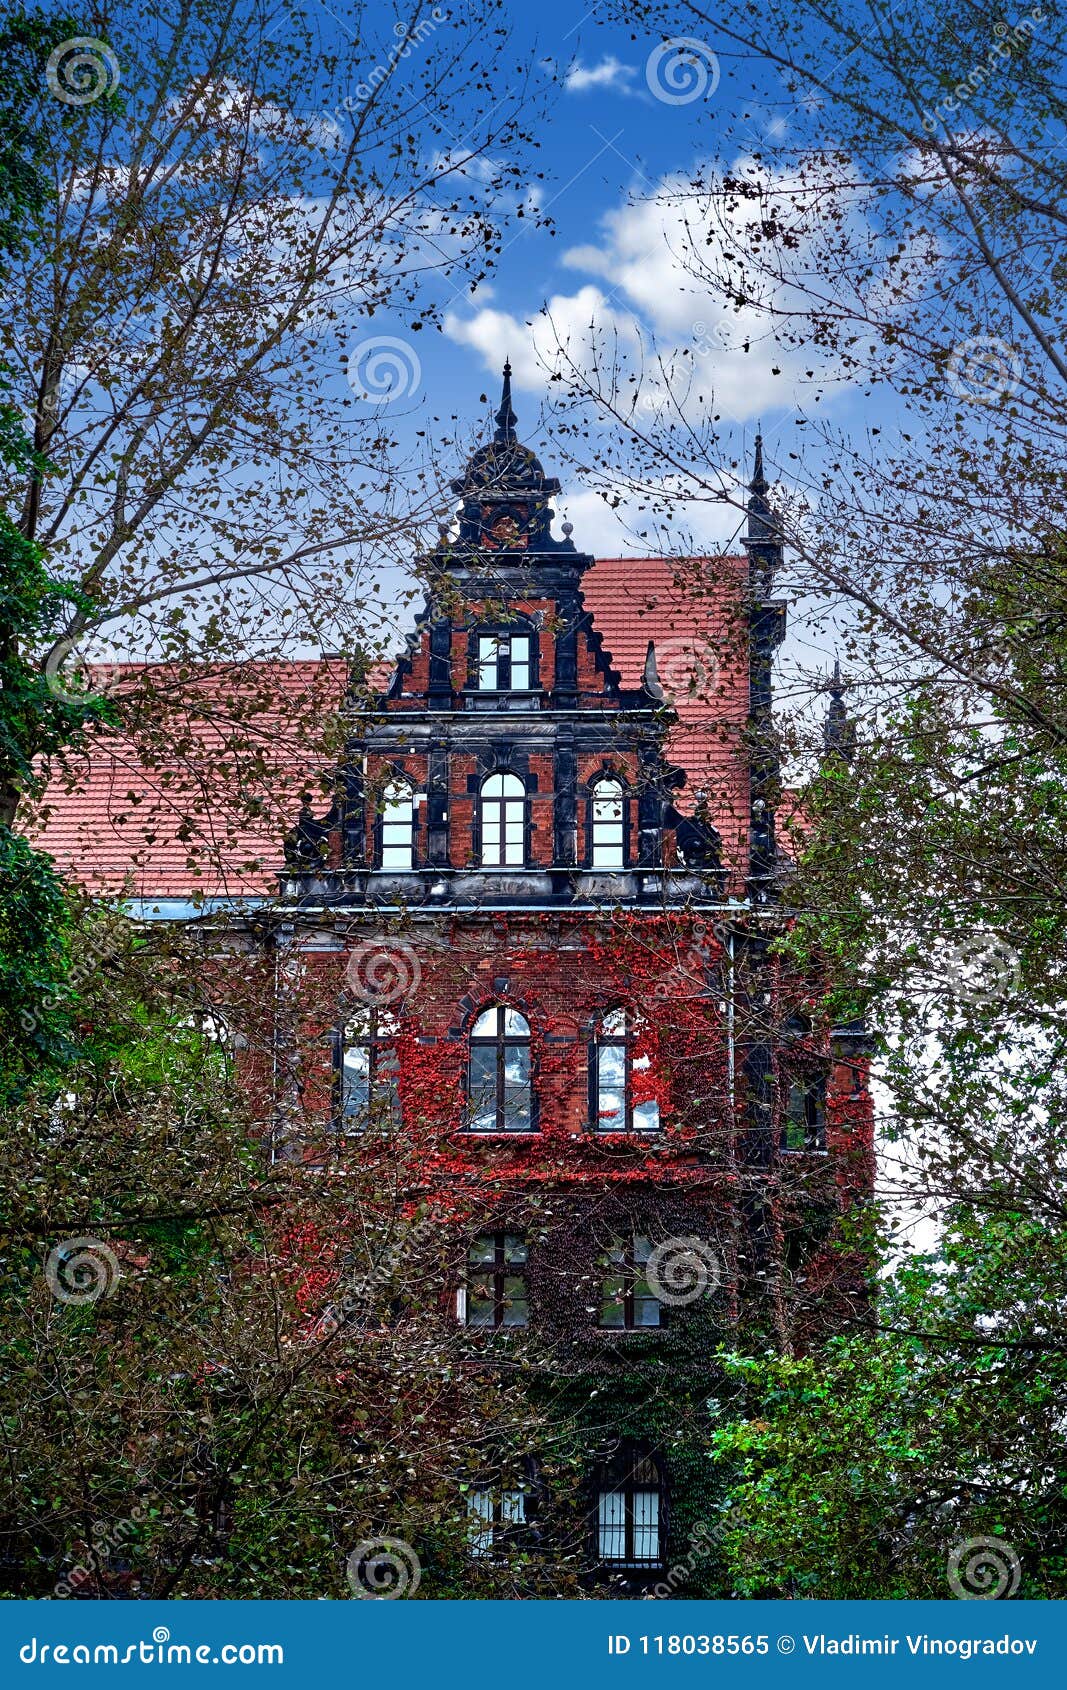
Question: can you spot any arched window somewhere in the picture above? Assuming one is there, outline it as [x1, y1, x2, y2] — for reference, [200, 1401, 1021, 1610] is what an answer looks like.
[379, 780, 415, 870]
[590, 777, 625, 868]
[479, 772, 525, 866]
[339, 1009, 400, 1132]
[468, 1005, 533, 1132]
[596, 1446, 665, 1569]
[591, 1009, 660, 1132]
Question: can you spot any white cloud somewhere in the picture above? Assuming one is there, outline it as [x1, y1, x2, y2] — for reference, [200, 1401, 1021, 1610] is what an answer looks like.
[556, 476, 746, 559]
[564, 56, 638, 95]
[445, 156, 880, 424]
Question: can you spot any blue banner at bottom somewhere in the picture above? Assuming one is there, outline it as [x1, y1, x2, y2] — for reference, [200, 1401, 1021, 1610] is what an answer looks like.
[1, 1601, 1063, 1688]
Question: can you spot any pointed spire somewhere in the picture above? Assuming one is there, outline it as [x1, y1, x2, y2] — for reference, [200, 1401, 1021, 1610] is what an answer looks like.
[823, 657, 856, 763]
[750, 429, 767, 495]
[494, 359, 517, 444]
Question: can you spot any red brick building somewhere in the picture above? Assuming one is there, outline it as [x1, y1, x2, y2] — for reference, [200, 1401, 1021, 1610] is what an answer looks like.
[38, 368, 873, 1587]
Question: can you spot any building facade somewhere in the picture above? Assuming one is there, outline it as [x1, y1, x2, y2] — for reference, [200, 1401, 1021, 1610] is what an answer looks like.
[260, 368, 875, 1588]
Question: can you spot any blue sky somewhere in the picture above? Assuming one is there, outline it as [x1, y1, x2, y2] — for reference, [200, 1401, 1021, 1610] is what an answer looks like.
[314, 0, 843, 560]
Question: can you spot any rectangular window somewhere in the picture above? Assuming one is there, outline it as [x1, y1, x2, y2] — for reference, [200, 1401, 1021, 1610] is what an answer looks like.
[782, 1079, 826, 1152]
[597, 1487, 660, 1566]
[476, 633, 531, 691]
[467, 1487, 527, 1558]
[598, 1234, 660, 1329]
[465, 1233, 529, 1328]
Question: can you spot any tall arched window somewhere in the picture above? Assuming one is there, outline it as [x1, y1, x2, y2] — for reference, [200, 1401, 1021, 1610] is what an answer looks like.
[479, 772, 525, 866]
[339, 1009, 401, 1132]
[590, 777, 625, 868]
[468, 1005, 533, 1132]
[591, 1009, 660, 1132]
[379, 780, 415, 870]
[596, 1446, 665, 1569]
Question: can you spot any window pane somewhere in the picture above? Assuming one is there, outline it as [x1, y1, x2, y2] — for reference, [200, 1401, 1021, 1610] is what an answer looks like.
[632, 1491, 660, 1563]
[468, 1236, 497, 1267]
[478, 639, 499, 689]
[598, 1490, 626, 1560]
[472, 1008, 500, 1037]
[597, 1087, 625, 1130]
[342, 1044, 370, 1127]
[502, 1009, 530, 1036]
[632, 1099, 661, 1132]
[501, 1490, 526, 1525]
[634, 1289, 662, 1328]
[467, 1278, 497, 1327]
[784, 1082, 808, 1150]
[503, 1042, 529, 1086]
[469, 1047, 498, 1131]
[467, 1491, 494, 1556]
[503, 1084, 531, 1131]
[502, 1234, 527, 1263]
[599, 1274, 626, 1326]
[602, 1009, 627, 1037]
[502, 1275, 529, 1326]
[598, 1045, 625, 1086]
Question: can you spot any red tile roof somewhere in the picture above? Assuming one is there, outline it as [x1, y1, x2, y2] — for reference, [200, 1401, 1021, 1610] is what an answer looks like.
[33, 560, 752, 899]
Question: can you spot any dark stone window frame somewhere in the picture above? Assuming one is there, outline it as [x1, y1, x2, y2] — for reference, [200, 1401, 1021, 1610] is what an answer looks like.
[465, 620, 540, 693]
[592, 1443, 668, 1573]
[465, 1002, 539, 1134]
[587, 1007, 661, 1134]
[371, 766, 421, 871]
